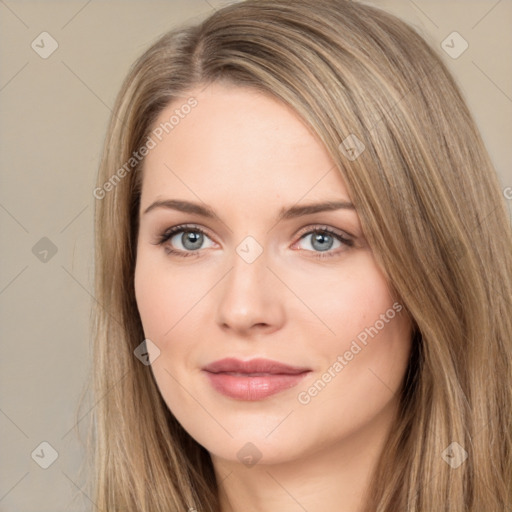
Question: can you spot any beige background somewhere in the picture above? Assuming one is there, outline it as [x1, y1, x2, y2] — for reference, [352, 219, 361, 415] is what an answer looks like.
[0, 0, 510, 510]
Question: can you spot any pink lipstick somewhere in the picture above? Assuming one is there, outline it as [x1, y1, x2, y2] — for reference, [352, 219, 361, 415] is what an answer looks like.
[202, 358, 311, 401]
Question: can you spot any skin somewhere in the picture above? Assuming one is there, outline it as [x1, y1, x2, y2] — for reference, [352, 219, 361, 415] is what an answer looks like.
[134, 82, 413, 512]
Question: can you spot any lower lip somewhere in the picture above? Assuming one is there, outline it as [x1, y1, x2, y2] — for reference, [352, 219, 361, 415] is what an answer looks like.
[203, 371, 310, 401]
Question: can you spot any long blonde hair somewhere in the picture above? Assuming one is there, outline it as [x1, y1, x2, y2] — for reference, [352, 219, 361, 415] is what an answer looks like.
[88, 0, 512, 510]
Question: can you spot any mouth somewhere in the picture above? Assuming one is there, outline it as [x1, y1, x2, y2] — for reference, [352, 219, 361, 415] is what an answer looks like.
[202, 358, 312, 401]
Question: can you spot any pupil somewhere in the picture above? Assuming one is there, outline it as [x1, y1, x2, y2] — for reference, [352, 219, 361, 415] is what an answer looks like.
[183, 231, 202, 250]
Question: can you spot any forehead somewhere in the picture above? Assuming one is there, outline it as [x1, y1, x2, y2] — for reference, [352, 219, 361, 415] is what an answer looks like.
[141, 83, 350, 208]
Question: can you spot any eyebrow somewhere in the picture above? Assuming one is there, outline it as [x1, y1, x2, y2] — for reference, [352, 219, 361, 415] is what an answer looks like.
[143, 199, 355, 221]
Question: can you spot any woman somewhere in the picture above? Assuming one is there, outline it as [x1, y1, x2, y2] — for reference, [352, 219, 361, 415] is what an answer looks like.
[90, 0, 512, 510]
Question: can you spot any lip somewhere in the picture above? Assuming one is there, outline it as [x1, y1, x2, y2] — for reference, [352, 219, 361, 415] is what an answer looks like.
[202, 358, 311, 401]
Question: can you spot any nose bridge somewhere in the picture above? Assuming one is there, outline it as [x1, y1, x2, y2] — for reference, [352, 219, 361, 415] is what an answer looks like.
[234, 236, 267, 288]
[226, 235, 269, 306]
[216, 235, 283, 333]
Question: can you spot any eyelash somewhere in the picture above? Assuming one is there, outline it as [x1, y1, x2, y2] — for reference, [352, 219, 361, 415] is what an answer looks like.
[154, 224, 354, 260]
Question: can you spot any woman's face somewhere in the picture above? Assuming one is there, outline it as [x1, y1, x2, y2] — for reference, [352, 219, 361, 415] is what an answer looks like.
[134, 83, 412, 467]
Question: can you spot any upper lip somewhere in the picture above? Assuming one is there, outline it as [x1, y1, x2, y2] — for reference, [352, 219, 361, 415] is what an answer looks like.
[203, 358, 311, 375]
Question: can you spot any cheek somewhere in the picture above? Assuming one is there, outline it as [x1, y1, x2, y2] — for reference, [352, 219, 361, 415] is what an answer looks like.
[134, 259, 199, 406]
[134, 255, 201, 340]
[296, 253, 398, 344]
[134, 261, 168, 339]
[296, 254, 412, 399]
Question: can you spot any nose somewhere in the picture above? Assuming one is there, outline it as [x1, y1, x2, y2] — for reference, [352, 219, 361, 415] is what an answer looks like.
[215, 244, 285, 337]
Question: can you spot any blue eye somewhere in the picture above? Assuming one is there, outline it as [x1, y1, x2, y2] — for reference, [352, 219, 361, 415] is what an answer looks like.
[155, 224, 353, 259]
[156, 224, 214, 258]
[295, 227, 353, 259]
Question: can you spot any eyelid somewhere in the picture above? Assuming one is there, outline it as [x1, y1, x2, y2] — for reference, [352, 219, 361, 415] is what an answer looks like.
[294, 224, 354, 241]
